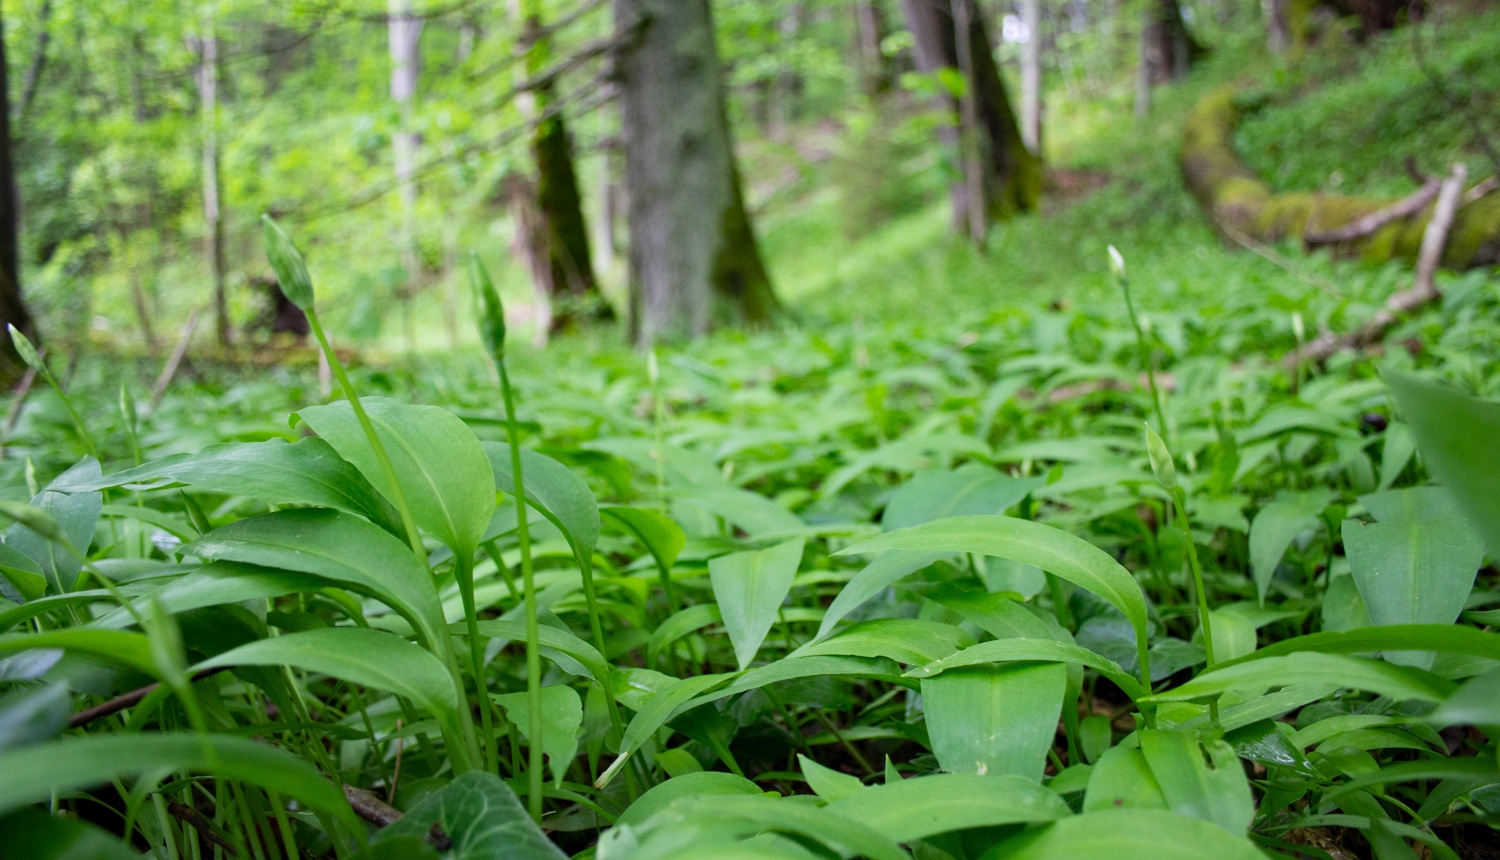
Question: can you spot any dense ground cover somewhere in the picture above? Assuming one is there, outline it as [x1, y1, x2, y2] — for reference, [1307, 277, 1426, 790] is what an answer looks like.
[2, 8, 1499, 860]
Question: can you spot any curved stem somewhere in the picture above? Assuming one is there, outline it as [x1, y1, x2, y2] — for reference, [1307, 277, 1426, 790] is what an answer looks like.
[457, 552, 499, 773]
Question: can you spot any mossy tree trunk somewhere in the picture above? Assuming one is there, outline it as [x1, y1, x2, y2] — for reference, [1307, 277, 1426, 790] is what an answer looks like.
[1181, 87, 1500, 270]
[0, 13, 35, 384]
[613, 0, 780, 344]
[518, 6, 609, 332]
[900, 0, 1042, 238]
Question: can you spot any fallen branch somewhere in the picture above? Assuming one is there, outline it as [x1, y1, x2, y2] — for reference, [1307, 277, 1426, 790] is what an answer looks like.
[1464, 175, 1498, 205]
[149, 309, 201, 411]
[168, 802, 239, 855]
[1303, 178, 1440, 246]
[68, 666, 230, 728]
[1290, 163, 1467, 369]
[344, 785, 402, 827]
[1, 359, 41, 458]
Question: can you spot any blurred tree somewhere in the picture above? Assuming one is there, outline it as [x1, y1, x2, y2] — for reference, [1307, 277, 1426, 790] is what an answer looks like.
[191, 10, 229, 347]
[389, 0, 422, 352]
[613, 0, 779, 343]
[854, 1, 892, 98]
[516, 0, 609, 334]
[1020, 0, 1042, 154]
[1135, 0, 1203, 116]
[901, 0, 1041, 241]
[0, 10, 35, 381]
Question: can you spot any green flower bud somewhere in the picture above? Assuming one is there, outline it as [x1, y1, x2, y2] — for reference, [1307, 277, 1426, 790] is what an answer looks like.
[262, 215, 315, 311]
[8, 325, 40, 371]
[1107, 245, 1126, 281]
[468, 253, 506, 360]
[1143, 423, 1177, 490]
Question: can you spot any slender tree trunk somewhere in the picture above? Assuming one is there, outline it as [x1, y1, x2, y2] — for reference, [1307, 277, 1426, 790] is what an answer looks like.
[388, 0, 422, 351]
[770, 3, 803, 140]
[954, 0, 989, 244]
[901, 0, 1042, 237]
[1020, 0, 1043, 154]
[195, 15, 229, 347]
[517, 4, 608, 332]
[1264, 0, 1289, 53]
[854, 1, 890, 98]
[0, 14, 34, 383]
[16, 0, 53, 125]
[613, 0, 780, 344]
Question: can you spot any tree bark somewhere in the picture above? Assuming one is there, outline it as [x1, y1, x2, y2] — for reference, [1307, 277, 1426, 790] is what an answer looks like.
[1263, 0, 1289, 54]
[0, 13, 34, 384]
[854, 1, 890, 98]
[195, 16, 229, 347]
[16, 0, 52, 125]
[389, 0, 422, 352]
[613, 0, 780, 344]
[517, 4, 608, 332]
[1140, 0, 1203, 87]
[900, 0, 1042, 237]
[1020, 0, 1043, 154]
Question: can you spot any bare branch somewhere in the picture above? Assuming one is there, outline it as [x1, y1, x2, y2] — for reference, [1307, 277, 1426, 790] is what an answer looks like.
[1304, 179, 1440, 246]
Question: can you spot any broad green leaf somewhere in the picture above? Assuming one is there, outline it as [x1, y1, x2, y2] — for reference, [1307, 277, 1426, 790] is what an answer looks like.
[0, 683, 69, 753]
[494, 685, 582, 787]
[1387, 372, 1500, 552]
[648, 604, 720, 668]
[1147, 653, 1454, 704]
[811, 551, 947, 645]
[1207, 608, 1258, 662]
[466, 618, 610, 683]
[0, 543, 45, 603]
[826, 773, 1071, 843]
[922, 663, 1066, 780]
[800, 618, 975, 666]
[988, 808, 1268, 859]
[195, 627, 464, 744]
[97, 504, 195, 542]
[1360, 486, 1467, 525]
[0, 733, 355, 827]
[617, 771, 765, 827]
[908, 637, 1148, 703]
[597, 672, 734, 788]
[1321, 574, 1372, 633]
[914, 583, 1055, 641]
[1083, 747, 1167, 812]
[1248, 489, 1329, 605]
[94, 562, 329, 629]
[485, 442, 600, 563]
[683, 656, 903, 713]
[0, 629, 157, 677]
[677, 486, 805, 538]
[0, 807, 138, 860]
[882, 466, 1043, 531]
[603, 505, 686, 582]
[1378, 422, 1417, 490]
[1139, 729, 1253, 835]
[623, 794, 908, 860]
[1079, 714, 1112, 764]
[1427, 668, 1500, 728]
[1343, 517, 1484, 666]
[1239, 625, 1500, 664]
[837, 516, 1151, 681]
[371, 771, 567, 859]
[184, 509, 447, 649]
[51, 438, 399, 532]
[299, 397, 495, 555]
[708, 538, 804, 670]
[799, 754, 865, 801]
[7, 458, 102, 592]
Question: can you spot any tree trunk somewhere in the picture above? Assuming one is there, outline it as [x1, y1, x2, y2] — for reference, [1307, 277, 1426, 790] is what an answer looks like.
[388, 0, 422, 352]
[1140, 0, 1203, 87]
[613, 0, 780, 344]
[517, 4, 608, 332]
[0, 14, 34, 384]
[854, 1, 890, 98]
[1263, 0, 1289, 54]
[17, 0, 53, 125]
[1020, 0, 1043, 154]
[195, 16, 229, 347]
[770, 3, 803, 140]
[900, 0, 1042, 237]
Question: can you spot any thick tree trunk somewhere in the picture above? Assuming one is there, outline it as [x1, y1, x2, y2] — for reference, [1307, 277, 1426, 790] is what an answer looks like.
[900, 0, 1042, 237]
[517, 5, 608, 332]
[854, 1, 890, 98]
[0, 14, 34, 383]
[1020, 0, 1043, 154]
[613, 0, 780, 344]
[195, 18, 229, 347]
[1140, 0, 1203, 86]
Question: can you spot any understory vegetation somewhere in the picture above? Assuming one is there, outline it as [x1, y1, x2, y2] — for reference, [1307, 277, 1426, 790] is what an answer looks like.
[2, 3, 1499, 860]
